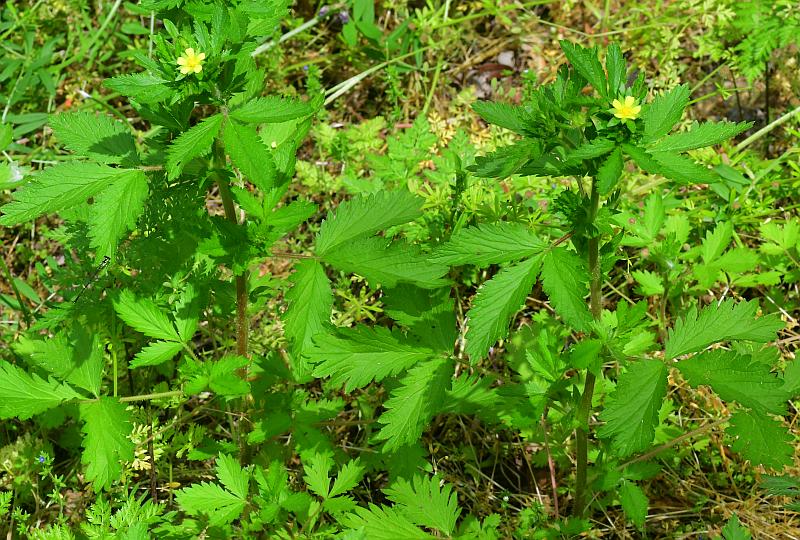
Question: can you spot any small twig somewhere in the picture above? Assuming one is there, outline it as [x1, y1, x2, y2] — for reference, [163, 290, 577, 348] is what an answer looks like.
[617, 417, 730, 471]
[148, 411, 157, 503]
[540, 412, 560, 519]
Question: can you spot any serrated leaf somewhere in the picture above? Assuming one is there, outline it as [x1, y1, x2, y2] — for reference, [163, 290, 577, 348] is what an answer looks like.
[0, 164, 140, 226]
[49, 112, 137, 164]
[563, 138, 616, 167]
[471, 101, 529, 134]
[114, 290, 181, 341]
[596, 146, 623, 195]
[303, 452, 333, 498]
[310, 326, 436, 392]
[677, 350, 789, 414]
[701, 221, 733, 263]
[541, 247, 592, 331]
[384, 476, 461, 535]
[430, 223, 544, 267]
[606, 43, 625, 96]
[229, 96, 315, 124]
[166, 113, 223, 179]
[642, 84, 690, 142]
[376, 358, 452, 451]
[599, 360, 667, 457]
[632, 270, 664, 296]
[650, 121, 752, 152]
[342, 505, 433, 539]
[465, 256, 541, 361]
[665, 300, 783, 359]
[216, 454, 249, 499]
[88, 169, 148, 260]
[322, 237, 449, 289]
[0, 361, 81, 420]
[469, 139, 542, 178]
[25, 327, 104, 397]
[727, 410, 793, 469]
[329, 459, 365, 499]
[619, 481, 648, 530]
[223, 119, 277, 191]
[721, 514, 752, 540]
[283, 259, 332, 380]
[104, 73, 172, 104]
[175, 482, 245, 526]
[382, 285, 456, 353]
[560, 41, 608, 97]
[79, 397, 135, 491]
[130, 340, 184, 369]
[315, 191, 422, 256]
[649, 151, 719, 184]
[622, 143, 667, 177]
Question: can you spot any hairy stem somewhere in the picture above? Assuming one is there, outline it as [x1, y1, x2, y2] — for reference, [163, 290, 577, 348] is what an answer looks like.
[213, 142, 249, 358]
[573, 179, 602, 517]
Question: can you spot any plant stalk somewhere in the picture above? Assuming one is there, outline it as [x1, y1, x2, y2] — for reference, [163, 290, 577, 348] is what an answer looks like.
[573, 179, 603, 517]
[213, 141, 249, 358]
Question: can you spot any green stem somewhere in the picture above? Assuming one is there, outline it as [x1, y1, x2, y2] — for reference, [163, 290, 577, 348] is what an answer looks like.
[78, 390, 183, 404]
[212, 142, 249, 358]
[0, 243, 31, 328]
[573, 179, 602, 517]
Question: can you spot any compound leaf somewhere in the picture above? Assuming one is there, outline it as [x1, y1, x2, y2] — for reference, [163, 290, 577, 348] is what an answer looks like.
[223, 118, 277, 191]
[666, 300, 783, 359]
[642, 84, 690, 142]
[310, 326, 436, 392]
[727, 410, 793, 469]
[175, 482, 245, 526]
[541, 247, 592, 331]
[560, 41, 608, 97]
[114, 290, 181, 342]
[430, 223, 544, 267]
[384, 476, 461, 535]
[650, 121, 753, 153]
[0, 163, 139, 226]
[465, 256, 541, 361]
[49, 112, 137, 164]
[166, 113, 223, 179]
[0, 361, 81, 420]
[376, 358, 452, 451]
[88, 169, 149, 260]
[79, 397, 135, 491]
[599, 360, 667, 457]
[677, 350, 789, 414]
[230, 96, 315, 124]
[315, 191, 422, 256]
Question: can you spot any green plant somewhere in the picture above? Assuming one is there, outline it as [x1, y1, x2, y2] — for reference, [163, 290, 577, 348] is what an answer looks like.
[1, 0, 797, 533]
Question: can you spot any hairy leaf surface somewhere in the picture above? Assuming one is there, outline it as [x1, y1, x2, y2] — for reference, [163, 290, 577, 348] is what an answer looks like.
[310, 326, 436, 391]
[666, 300, 783, 359]
[430, 223, 544, 267]
[465, 256, 541, 361]
[599, 360, 667, 457]
[80, 397, 135, 491]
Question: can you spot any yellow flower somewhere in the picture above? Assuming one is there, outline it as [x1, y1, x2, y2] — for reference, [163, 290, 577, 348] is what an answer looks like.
[176, 47, 206, 75]
[610, 95, 641, 121]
